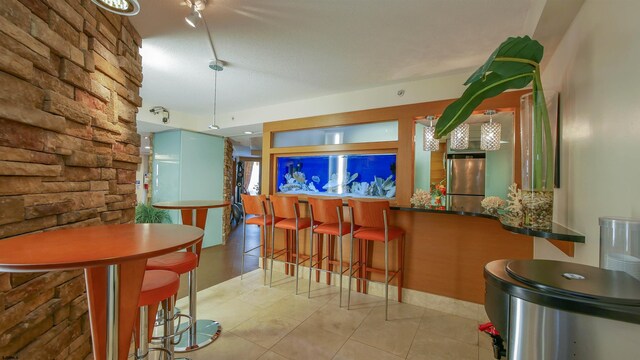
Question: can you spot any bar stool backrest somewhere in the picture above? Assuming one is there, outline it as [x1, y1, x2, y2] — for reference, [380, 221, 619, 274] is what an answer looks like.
[347, 199, 391, 228]
[270, 194, 300, 219]
[308, 197, 344, 224]
[241, 194, 269, 216]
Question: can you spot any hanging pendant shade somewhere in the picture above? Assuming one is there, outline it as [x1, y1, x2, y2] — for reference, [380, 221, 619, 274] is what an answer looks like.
[423, 116, 439, 151]
[481, 110, 501, 151]
[450, 123, 469, 150]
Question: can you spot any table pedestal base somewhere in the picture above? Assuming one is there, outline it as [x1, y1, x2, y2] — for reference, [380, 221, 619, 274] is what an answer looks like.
[174, 319, 222, 352]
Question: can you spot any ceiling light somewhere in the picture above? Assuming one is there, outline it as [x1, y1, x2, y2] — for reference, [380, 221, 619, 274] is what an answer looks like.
[185, 4, 202, 27]
[91, 0, 140, 16]
[481, 110, 501, 151]
[422, 116, 439, 152]
[450, 123, 470, 150]
[244, 131, 253, 135]
[144, 146, 151, 149]
[208, 59, 224, 130]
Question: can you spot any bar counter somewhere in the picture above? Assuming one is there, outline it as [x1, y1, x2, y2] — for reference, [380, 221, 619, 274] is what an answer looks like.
[266, 196, 583, 305]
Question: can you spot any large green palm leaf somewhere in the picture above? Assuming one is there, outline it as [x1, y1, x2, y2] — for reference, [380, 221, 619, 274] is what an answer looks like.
[436, 36, 544, 139]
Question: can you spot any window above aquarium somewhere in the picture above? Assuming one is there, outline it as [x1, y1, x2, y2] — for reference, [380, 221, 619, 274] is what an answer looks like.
[272, 121, 398, 148]
[276, 153, 397, 198]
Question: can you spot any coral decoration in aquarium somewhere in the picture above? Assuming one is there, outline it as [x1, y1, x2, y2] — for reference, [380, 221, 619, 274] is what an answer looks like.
[276, 154, 397, 198]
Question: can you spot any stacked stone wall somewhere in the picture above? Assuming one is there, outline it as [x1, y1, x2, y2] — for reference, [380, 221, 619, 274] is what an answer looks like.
[0, 0, 142, 357]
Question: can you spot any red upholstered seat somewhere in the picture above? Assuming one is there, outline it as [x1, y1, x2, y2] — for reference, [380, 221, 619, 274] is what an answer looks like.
[274, 217, 311, 230]
[246, 215, 281, 226]
[314, 222, 354, 236]
[353, 226, 405, 242]
[138, 270, 180, 307]
[146, 251, 198, 275]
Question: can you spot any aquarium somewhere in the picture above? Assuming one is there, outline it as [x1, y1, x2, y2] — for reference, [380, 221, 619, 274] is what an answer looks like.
[276, 154, 397, 198]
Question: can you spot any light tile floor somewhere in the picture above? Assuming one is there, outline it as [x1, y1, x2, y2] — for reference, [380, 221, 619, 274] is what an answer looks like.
[171, 269, 496, 360]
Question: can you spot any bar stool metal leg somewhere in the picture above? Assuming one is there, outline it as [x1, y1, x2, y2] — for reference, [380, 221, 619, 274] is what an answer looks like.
[347, 207, 354, 310]
[337, 207, 344, 307]
[263, 222, 268, 286]
[241, 205, 247, 280]
[174, 265, 222, 351]
[163, 297, 174, 358]
[137, 305, 149, 359]
[384, 209, 389, 321]
[307, 232, 315, 298]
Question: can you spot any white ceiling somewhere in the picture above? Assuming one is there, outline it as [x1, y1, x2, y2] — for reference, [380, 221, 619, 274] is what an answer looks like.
[130, 0, 542, 121]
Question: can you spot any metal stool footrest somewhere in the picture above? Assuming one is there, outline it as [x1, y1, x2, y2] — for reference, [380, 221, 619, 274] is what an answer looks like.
[152, 313, 194, 343]
[131, 346, 172, 360]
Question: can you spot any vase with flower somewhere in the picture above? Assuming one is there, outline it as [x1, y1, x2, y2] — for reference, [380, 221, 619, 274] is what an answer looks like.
[430, 180, 447, 209]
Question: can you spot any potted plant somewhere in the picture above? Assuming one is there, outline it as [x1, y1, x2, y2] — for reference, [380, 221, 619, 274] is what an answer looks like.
[135, 203, 172, 224]
[435, 36, 554, 230]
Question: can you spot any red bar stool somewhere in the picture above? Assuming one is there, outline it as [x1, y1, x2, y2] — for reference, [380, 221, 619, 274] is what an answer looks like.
[240, 194, 283, 284]
[307, 197, 354, 306]
[134, 269, 186, 359]
[269, 194, 311, 294]
[145, 250, 208, 352]
[347, 199, 405, 320]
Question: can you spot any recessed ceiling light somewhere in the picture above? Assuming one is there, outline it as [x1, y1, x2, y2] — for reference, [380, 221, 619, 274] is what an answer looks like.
[244, 131, 253, 135]
[144, 146, 151, 149]
[91, 0, 140, 16]
[144, 136, 149, 140]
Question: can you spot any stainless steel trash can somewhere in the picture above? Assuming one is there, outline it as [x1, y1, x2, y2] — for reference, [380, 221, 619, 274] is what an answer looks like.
[484, 259, 640, 359]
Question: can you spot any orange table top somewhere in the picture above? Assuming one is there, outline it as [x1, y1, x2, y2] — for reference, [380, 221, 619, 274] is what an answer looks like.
[153, 200, 230, 210]
[0, 224, 204, 272]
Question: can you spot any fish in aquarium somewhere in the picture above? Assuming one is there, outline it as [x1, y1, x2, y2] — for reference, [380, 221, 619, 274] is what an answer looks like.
[278, 171, 320, 193]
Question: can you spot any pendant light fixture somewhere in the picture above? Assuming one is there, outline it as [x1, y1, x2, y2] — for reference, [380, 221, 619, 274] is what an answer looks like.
[208, 60, 224, 130]
[481, 110, 501, 151]
[450, 123, 470, 150]
[91, 0, 140, 16]
[423, 116, 439, 151]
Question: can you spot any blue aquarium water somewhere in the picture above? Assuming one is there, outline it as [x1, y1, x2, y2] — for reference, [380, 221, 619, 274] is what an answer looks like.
[276, 154, 397, 198]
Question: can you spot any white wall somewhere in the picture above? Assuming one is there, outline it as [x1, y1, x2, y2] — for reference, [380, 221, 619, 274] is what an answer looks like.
[536, 0, 640, 265]
[137, 72, 471, 131]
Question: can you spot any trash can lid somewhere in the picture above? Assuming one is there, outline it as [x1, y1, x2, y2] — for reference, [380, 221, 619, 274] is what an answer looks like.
[599, 217, 640, 230]
[506, 259, 640, 306]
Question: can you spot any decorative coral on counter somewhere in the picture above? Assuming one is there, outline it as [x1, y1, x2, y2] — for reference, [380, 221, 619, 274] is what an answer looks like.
[481, 196, 506, 216]
[410, 188, 432, 208]
[502, 183, 524, 226]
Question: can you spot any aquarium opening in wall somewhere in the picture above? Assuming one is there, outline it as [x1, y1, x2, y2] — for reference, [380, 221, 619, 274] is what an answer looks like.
[276, 154, 397, 198]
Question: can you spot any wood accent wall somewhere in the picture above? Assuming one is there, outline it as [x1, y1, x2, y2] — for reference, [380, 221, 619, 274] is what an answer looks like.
[260, 90, 535, 303]
[429, 144, 446, 186]
[0, 1, 142, 358]
[261, 90, 529, 204]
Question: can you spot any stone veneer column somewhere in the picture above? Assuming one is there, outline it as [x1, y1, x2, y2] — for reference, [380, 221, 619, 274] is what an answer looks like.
[222, 137, 233, 243]
[0, 0, 142, 358]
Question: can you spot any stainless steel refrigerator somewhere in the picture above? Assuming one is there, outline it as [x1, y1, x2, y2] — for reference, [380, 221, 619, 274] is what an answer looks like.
[447, 154, 485, 212]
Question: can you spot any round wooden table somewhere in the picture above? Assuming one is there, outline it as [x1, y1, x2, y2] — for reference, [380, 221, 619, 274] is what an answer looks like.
[153, 200, 230, 351]
[0, 223, 203, 360]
